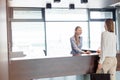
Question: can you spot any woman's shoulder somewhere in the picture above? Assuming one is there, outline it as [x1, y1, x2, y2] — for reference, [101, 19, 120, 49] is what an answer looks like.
[102, 31, 107, 34]
[70, 36, 74, 40]
[102, 31, 111, 35]
[102, 31, 116, 37]
[101, 31, 109, 37]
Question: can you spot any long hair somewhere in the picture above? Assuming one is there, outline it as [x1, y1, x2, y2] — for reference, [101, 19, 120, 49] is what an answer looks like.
[105, 19, 114, 32]
[74, 26, 81, 45]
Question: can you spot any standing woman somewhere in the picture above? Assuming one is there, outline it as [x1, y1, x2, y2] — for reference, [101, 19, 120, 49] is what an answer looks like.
[96, 19, 117, 80]
[70, 26, 88, 56]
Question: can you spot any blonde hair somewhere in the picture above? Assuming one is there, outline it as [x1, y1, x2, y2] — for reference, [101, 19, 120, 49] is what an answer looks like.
[105, 19, 114, 32]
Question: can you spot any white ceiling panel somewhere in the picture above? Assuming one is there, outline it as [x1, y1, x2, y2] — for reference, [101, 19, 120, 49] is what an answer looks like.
[8, 0, 120, 8]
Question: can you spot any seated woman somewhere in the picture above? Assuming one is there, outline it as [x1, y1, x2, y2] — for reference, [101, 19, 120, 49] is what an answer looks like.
[70, 26, 90, 56]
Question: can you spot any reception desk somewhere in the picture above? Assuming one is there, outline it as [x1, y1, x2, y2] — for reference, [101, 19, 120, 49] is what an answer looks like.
[9, 53, 120, 80]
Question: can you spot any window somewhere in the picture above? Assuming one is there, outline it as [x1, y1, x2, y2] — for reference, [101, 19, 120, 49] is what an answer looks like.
[13, 8, 43, 19]
[11, 22, 45, 59]
[90, 11, 113, 19]
[46, 22, 89, 57]
[46, 9, 88, 21]
[89, 22, 105, 49]
[89, 9, 116, 49]
[9, 8, 116, 59]
[89, 9, 115, 21]
[45, 9, 89, 57]
[10, 8, 45, 59]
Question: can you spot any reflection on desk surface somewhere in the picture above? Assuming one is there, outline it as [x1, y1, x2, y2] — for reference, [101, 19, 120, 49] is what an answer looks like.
[82, 49, 97, 53]
[11, 53, 99, 61]
[81, 53, 99, 56]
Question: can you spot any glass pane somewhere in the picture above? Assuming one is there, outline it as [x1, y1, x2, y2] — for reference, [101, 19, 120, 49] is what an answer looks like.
[46, 9, 88, 21]
[13, 9, 42, 19]
[90, 11, 113, 19]
[90, 22, 115, 50]
[11, 22, 45, 59]
[90, 22, 105, 50]
[46, 22, 89, 57]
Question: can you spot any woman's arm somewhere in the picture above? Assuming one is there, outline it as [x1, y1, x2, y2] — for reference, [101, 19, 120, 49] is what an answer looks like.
[99, 32, 106, 64]
[70, 38, 84, 53]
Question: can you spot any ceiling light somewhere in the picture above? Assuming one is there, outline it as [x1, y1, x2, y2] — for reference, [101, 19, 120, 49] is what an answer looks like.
[69, 4, 75, 9]
[81, 0, 88, 3]
[46, 3, 52, 8]
[54, 0, 61, 3]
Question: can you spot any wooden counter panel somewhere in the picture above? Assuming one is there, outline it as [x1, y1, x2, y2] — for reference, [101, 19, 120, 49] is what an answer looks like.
[10, 54, 120, 80]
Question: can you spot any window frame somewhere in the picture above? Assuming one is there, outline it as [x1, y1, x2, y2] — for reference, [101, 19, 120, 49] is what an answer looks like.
[8, 8, 47, 58]
[8, 7, 117, 59]
[9, 7, 45, 22]
[89, 8, 116, 21]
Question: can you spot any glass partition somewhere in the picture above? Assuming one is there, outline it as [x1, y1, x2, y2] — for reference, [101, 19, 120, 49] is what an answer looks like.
[9, 8, 116, 59]
[13, 8, 42, 19]
[89, 22, 105, 49]
[11, 22, 45, 59]
[90, 11, 113, 19]
[46, 22, 89, 57]
[46, 9, 88, 21]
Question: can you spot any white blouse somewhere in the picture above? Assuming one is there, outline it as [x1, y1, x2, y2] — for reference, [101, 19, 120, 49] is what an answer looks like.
[99, 31, 117, 64]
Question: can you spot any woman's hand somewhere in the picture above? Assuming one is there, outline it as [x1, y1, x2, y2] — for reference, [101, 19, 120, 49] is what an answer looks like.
[98, 63, 102, 70]
[83, 51, 91, 54]
[86, 50, 91, 54]
[97, 49, 101, 54]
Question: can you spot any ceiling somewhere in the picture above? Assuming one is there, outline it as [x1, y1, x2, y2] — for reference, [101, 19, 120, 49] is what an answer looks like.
[110, 2, 120, 7]
[8, 0, 120, 8]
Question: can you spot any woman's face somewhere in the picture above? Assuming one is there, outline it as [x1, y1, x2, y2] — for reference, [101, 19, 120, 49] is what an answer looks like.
[75, 28, 82, 35]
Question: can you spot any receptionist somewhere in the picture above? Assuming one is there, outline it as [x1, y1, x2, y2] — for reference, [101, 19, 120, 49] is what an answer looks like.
[70, 26, 90, 56]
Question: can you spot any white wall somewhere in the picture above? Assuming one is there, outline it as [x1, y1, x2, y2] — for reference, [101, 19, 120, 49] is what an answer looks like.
[0, 0, 9, 80]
